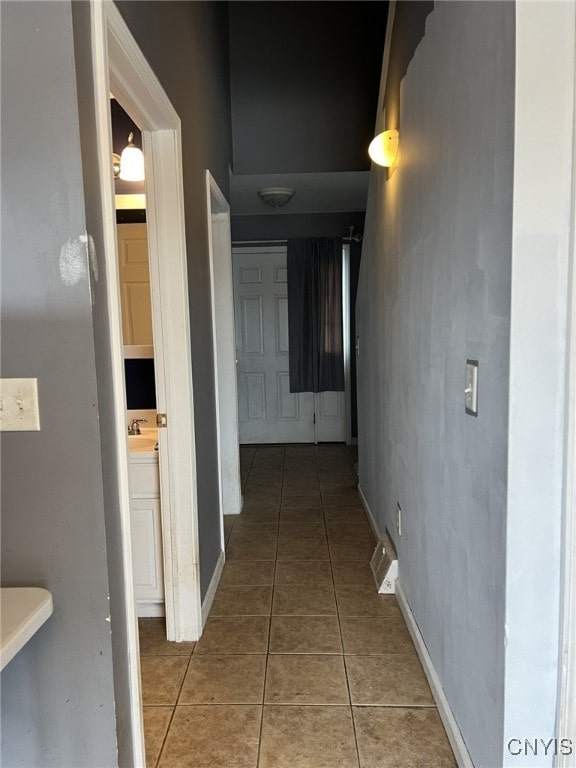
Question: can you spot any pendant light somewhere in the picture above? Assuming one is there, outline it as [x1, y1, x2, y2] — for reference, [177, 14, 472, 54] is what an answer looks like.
[119, 132, 145, 181]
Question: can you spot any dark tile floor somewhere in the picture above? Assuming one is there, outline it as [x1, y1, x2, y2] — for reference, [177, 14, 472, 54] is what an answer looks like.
[139, 444, 456, 767]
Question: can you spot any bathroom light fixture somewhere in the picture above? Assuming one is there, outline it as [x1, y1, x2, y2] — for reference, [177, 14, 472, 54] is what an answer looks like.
[118, 132, 145, 181]
[112, 153, 122, 180]
[257, 187, 296, 208]
[368, 129, 399, 168]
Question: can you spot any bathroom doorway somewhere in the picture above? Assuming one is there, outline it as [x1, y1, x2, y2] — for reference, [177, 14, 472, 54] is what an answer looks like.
[90, 1, 203, 762]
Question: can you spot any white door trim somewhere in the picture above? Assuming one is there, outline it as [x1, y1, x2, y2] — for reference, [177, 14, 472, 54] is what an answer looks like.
[94, 0, 201, 638]
[90, 0, 201, 760]
[557, 39, 576, 765]
[206, 172, 243, 521]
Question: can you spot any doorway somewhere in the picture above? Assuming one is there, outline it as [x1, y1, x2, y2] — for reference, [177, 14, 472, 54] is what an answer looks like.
[90, 1, 203, 763]
[232, 244, 351, 445]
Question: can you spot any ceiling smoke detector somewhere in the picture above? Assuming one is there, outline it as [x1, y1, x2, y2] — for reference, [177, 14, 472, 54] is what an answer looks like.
[257, 187, 296, 208]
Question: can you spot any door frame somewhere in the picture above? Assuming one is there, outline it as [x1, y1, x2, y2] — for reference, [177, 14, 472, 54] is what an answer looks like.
[91, 0, 202, 675]
[205, 172, 243, 523]
[557, 41, 576, 763]
[342, 242, 352, 445]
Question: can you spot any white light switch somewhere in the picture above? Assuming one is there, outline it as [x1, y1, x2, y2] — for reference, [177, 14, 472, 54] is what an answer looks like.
[0, 378, 41, 431]
[465, 360, 478, 416]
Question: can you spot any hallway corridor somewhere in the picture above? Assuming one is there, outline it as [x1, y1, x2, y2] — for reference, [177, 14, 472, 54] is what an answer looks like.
[139, 444, 456, 767]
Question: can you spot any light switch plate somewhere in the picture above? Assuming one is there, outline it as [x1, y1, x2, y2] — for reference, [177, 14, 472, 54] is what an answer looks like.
[0, 378, 41, 431]
[465, 360, 478, 416]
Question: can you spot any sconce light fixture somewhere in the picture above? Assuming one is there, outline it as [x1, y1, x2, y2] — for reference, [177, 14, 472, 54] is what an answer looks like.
[114, 132, 145, 182]
[368, 129, 399, 168]
[257, 187, 296, 208]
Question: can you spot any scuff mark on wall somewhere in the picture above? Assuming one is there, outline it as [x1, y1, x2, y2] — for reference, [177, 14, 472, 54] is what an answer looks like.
[59, 234, 89, 286]
[59, 233, 98, 305]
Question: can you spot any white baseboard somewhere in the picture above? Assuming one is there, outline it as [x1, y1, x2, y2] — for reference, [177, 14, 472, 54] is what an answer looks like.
[396, 582, 473, 768]
[137, 601, 165, 618]
[201, 549, 225, 628]
[358, 483, 382, 541]
[223, 492, 244, 516]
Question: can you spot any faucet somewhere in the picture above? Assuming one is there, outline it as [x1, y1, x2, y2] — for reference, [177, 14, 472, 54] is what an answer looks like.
[128, 418, 147, 436]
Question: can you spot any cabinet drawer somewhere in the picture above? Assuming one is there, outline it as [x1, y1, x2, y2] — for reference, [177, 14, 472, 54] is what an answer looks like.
[129, 461, 160, 497]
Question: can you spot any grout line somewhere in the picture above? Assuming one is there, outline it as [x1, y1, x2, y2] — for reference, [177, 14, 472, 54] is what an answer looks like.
[255, 444, 284, 768]
[153, 704, 177, 768]
[154, 647, 194, 767]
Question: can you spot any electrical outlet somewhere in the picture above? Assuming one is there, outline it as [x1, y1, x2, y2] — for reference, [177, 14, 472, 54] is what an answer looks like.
[396, 502, 402, 536]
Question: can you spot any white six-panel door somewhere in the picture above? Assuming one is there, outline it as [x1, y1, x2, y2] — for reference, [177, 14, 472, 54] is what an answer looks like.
[233, 246, 346, 444]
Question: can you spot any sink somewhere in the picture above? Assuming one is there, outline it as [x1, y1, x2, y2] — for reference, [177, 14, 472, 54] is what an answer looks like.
[128, 434, 157, 452]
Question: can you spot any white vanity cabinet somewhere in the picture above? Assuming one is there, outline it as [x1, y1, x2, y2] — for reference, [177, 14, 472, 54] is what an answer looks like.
[129, 452, 165, 616]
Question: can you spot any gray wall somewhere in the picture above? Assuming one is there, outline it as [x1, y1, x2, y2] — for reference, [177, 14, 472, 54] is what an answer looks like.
[357, 3, 514, 766]
[228, 1, 387, 174]
[1, 2, 118, 765]
[115, 0, 233, 598]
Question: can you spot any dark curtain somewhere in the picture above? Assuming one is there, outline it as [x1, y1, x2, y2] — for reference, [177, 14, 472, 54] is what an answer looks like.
[287, 238, 345, 393]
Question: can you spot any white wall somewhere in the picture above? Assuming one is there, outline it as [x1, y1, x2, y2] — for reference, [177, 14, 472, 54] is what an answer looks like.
[357, 3, 514, 766]
[503, 2, 575, 764]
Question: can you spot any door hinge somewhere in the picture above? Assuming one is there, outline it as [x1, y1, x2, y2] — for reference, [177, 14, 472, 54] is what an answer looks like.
[156, 413, 168, 428]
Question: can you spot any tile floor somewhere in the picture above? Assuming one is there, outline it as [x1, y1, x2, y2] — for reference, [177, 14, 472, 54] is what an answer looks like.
[139, 444, 456, 767]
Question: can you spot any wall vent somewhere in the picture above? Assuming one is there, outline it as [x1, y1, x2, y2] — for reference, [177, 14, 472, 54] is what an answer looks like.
[370, 533, 398, 593]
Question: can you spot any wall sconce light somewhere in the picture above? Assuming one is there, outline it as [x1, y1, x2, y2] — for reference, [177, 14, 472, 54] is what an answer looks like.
[257, 187, 296, 208]
[115, 132, 145, 182]
[368, 129, 399, 168]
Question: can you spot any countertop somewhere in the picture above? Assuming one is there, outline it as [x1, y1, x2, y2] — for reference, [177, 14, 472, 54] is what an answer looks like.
[1, 587, 53, 670]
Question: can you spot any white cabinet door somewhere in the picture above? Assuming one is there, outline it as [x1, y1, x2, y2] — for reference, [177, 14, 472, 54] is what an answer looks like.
[117, 223, 153, 345]
[131, 497, 164, 602]
[233, 247, 315, 444]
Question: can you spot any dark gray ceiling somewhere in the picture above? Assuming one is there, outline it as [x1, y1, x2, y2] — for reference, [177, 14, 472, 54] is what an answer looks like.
[228, 1, 388, 217]
[111, 2, 388, 223]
